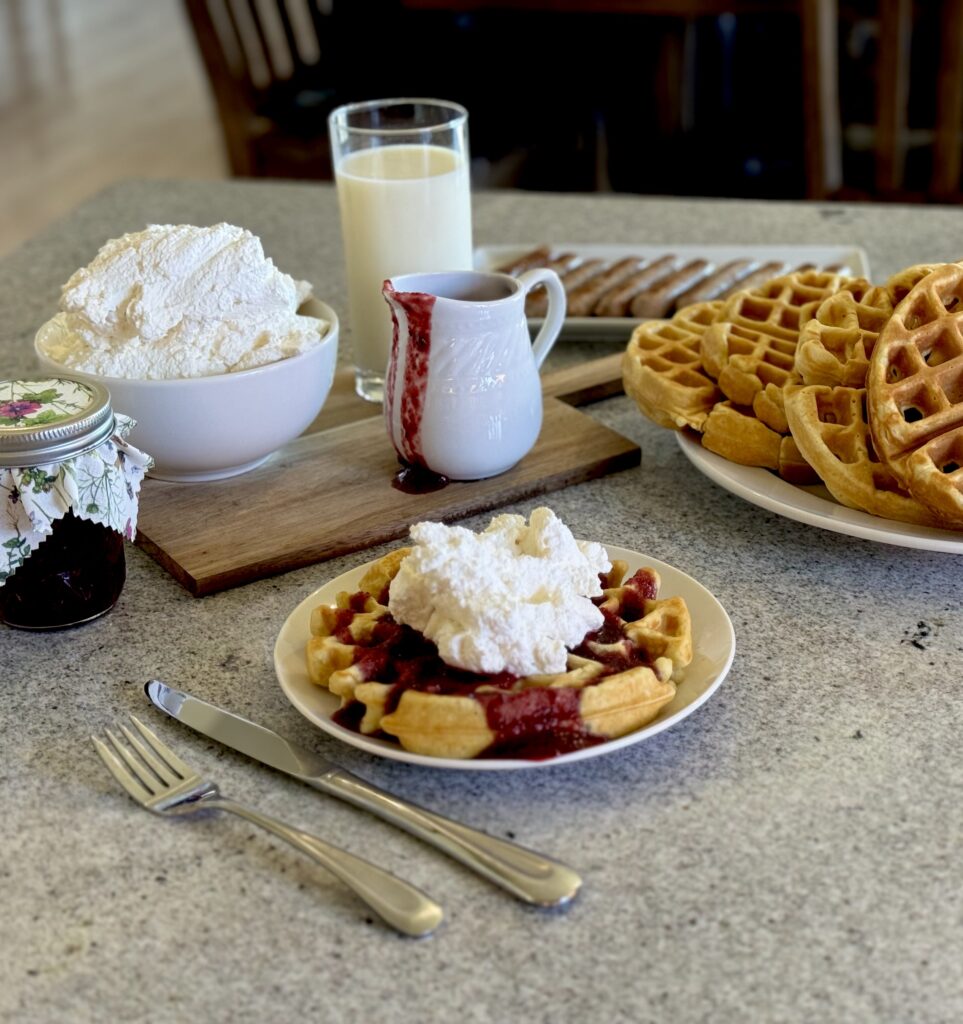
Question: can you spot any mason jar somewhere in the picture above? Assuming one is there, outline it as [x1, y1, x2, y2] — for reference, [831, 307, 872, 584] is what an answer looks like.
[0, 377, 152, 630]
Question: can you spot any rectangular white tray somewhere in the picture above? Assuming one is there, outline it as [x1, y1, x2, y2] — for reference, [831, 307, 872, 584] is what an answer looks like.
[474, 243, 872, 341]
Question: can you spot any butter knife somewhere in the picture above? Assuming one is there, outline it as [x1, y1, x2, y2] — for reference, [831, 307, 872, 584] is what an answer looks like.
[145, 680, 581, 907]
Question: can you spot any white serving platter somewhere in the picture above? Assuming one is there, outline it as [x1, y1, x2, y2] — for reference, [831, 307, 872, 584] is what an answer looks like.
[475, 243, 872, 341]
[678, 433, 963, 553]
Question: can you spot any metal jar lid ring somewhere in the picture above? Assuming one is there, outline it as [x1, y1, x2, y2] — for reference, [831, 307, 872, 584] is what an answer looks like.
[0, 377, 115, 466]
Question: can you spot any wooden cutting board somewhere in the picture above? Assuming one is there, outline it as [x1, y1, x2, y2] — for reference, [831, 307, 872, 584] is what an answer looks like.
[135, 353, 629, 595]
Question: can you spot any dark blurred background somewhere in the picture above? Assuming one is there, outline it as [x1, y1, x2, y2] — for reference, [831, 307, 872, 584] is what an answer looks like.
[183, 0, 963, 203]
[3, 0, 961, 260]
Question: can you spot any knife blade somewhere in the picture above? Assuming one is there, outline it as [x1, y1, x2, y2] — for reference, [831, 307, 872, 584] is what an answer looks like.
[145, 680, 581, 907]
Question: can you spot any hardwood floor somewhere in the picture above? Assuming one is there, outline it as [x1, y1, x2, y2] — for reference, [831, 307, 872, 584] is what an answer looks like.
[0, 0, 227, 259]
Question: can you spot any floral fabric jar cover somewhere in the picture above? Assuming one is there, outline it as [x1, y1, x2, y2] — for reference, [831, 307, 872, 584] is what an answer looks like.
[0, 377, 152, 585]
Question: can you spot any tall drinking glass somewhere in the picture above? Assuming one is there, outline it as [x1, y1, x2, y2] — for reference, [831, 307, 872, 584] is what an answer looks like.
[328, 98, 473, 402]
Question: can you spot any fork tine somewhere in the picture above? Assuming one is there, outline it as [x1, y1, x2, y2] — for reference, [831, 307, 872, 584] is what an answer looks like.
[128, 715, 194, 778]
[119, 721, 181, 786]
[105, 727, 165, 793]
[91, 735, 156, 803]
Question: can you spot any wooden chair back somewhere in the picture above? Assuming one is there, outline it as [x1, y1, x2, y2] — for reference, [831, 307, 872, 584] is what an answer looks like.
[183, 0, 334, 176]
[875, 0, 963, 201]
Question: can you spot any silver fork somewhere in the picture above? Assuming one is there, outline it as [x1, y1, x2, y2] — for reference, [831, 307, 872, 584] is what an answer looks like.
[91, 716, 443, 938]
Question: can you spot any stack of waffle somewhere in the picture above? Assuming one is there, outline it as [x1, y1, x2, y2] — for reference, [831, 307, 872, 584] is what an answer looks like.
[623, 261, 963, 529]
[623, 269, 848, 484]
[306, 552, 692, 760]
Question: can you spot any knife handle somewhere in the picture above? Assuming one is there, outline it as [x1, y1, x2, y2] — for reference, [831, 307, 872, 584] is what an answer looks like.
[312, 769, 582, 907]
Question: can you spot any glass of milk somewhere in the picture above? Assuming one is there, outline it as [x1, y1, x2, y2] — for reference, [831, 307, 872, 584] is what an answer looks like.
[328, 98, 473, 402]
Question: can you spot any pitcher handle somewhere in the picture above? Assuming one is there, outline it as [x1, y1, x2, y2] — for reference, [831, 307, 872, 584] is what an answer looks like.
[517, 268, 566, 369]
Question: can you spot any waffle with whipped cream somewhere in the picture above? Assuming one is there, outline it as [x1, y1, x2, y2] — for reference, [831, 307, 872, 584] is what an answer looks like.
[305, 551, 692, 760]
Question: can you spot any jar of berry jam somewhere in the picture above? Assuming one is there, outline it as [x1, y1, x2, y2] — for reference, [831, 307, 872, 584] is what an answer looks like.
[0, 377, 152, 630]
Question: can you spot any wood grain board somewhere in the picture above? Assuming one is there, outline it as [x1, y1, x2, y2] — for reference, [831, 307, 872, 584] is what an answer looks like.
[306, 351, 625, 434]
[135, 353, 630, 595]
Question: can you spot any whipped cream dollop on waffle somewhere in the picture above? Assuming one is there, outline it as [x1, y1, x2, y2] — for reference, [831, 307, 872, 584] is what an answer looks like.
[37, 223, 328, 379]
[387, 508, 611, 676]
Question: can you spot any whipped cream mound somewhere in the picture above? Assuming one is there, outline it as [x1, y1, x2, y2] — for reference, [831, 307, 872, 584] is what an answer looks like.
[388, 507, 611, 676]
[37, 223, 329, 380]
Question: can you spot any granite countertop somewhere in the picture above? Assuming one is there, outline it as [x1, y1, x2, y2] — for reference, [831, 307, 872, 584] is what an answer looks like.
[1, 182, 961, 1024]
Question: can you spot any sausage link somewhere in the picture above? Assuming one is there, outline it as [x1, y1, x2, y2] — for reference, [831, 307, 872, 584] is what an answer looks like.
[629, 260, 711, 319]
[672, 259, 755, 309]
[593, 255, 679, 317]
[494, 246, 551, 275]
[527, 258, 606, 317]
[714, 260, 788, 299]
[566, 258, 645, 317]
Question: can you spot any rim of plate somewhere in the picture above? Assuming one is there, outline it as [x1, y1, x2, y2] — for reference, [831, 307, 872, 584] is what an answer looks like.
[273, 544, 735, 770]
[676, 433, 963, 554]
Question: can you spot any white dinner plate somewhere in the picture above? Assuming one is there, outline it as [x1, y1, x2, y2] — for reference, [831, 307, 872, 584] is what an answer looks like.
[274, 545, 736, 771]
[677, 433, 963, 553]
[474, 243, 872, 341]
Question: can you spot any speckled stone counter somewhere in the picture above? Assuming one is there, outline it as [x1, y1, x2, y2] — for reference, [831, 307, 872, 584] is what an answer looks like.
[2, 182, 961, 1024]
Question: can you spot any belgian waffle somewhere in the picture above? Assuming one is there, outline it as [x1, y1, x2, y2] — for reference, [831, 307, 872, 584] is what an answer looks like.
[700, 400, 815, 484]
[867, 263, 963, 525]
[305, 552, 692, 760]
[794, 266, 939, 388]
[701, 270, 850, 406]
[623, 269, 841, 483]
[784, 383, 940, 525]
[621, 301, 723, 431]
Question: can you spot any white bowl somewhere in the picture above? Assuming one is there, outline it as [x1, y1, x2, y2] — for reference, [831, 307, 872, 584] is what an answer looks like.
[34, 299, 339, 482]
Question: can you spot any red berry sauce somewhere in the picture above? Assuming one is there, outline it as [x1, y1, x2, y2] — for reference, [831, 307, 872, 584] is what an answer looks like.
[384, 283, 435, 469]
[330, 568, 662, 759]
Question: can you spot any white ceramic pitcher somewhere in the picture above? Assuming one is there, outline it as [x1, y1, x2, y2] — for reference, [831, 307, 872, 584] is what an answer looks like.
[382, 268, 566, 480]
